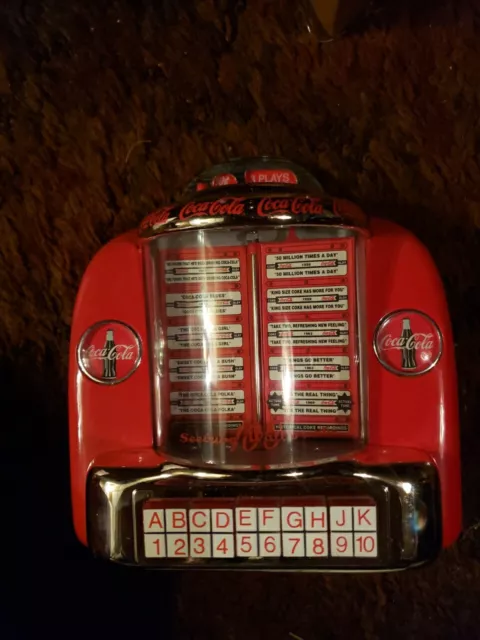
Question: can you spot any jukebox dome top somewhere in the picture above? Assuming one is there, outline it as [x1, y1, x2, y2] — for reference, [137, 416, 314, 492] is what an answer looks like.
[184, 156, 325, 195]
[139, 157, 367, 238]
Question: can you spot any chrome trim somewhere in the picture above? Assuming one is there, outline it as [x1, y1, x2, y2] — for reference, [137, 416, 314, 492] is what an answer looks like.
[77, 320, 142, 385]
[354, 233, 368, 441]
[87, 460, 441, 570]
[250, 249, 263, 424]
[373, 309, 443, 377]
[142, 247, 165, 447]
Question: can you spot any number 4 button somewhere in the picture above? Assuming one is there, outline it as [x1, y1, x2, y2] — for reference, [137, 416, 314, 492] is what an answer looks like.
[213, 534, 235, 558]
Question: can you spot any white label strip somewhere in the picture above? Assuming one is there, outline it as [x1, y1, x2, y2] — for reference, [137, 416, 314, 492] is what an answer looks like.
[274, 423, 350, 433]
[170, 390, 245, 415]
[268, 390, 352, 416]
[165, 258, 241, 283]
[169, 357, 244, 382]
[143, 505, 378, 559]
[267, 287, 348, 313]
[166, 291, 242, 317]
[167, 324, 243, 350]
[266, 251, 347, 279]
[267, 321, 349, 347]
[269, 356, 350, 381]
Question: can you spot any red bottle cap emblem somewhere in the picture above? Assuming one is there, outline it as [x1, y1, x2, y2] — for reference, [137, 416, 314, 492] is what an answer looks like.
[374, 310, 442, 376]
[78, 320, 142, 384]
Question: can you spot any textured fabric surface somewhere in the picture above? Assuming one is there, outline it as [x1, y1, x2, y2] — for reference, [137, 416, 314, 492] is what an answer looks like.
[1, 0, 480, 638]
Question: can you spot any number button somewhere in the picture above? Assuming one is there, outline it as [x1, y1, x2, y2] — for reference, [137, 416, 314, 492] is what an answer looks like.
[355, 534, 377, 557]
[259, 533, 281, 557]
[189, 534, 211, 558]
[282, 534, 305, 557]
[305, 533, 328, 557]
[330, 533, 353, 557]
[213, 534, 235, 558]
[167, 534, 189, 558]
[144, 534, 166, 558]
[236, 533, 258, 557]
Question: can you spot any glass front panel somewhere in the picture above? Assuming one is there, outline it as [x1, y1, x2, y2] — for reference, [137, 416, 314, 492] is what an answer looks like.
[144, 225, 367, 469]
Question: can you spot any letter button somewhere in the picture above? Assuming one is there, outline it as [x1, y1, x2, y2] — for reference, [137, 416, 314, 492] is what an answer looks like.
[353, 506, 377, 531]
[329, 507, 352, 531]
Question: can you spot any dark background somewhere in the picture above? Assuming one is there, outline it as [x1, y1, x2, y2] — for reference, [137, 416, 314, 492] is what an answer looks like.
[1, 0, 480, 638]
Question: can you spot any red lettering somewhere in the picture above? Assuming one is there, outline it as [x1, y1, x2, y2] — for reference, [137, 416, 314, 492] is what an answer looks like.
[192, 511, 207, 529]
[172, 511, 186, 529]
[209, 197, 245, 216]
[148, 512, 163, 530]
[257, 198, 290, 217]
[245, 169, 298, 184]
[291, 197, 323, 215]
[257, 197, 324, 217]
[310, 510, 325, 530]
[239, 510, 252, 527]
[286, 511, 303, 529]
[215, 511, 231, 529]
[357, 508, 372, 527]
[262, 509, 275, 526]
[139, 206, 174, 231]
[335, 510, 346, 528]
[178, 198, 245, 221]
[179, 430, 300, 452]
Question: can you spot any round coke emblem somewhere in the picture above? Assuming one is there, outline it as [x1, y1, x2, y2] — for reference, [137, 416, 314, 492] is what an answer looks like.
[374, 310, 442, 376]
[78, 320, 141, 384]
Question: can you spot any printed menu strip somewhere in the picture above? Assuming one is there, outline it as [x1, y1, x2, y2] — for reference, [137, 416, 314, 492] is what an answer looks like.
[167, 324, 243, 350]
[165, 258, 241, 283]
[267, 286, 348, 313]
[266, 250, 347, 279]
[273, 422, 350, 433]
[169, 357, 244, 382]
[267, 390, 352, 416]
[267, 321, 349, 347]
[268, 356, 350, 381]
[166, 291, 242, 317]
[170, 390, 245, 415]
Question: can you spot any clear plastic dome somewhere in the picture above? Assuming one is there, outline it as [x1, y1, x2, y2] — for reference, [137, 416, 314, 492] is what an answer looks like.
[141, 158, 368, 470]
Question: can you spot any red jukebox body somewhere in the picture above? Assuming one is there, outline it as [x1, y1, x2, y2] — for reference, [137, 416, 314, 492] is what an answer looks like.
[69, 158, 461, 570]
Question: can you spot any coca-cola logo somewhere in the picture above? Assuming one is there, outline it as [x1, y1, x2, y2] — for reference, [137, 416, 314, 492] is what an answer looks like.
[374, 310, 442, 376]
[78, 321, 142, 384]
[379, 333, 434, 352]
[85, 344, 137, 361]
[138, 195, 349, 237]
[257, 197, 326, 217]
[139, 206, 175, 232]
[178, 197, 246, 221]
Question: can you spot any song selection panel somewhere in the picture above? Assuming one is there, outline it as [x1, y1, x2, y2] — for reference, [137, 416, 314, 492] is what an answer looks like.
[259, 239, 359, 438]
[159, 247, 253, 435]
[141, 496, 378, 560]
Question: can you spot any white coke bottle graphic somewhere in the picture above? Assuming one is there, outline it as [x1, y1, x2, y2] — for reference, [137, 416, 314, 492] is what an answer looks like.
[401, 318, 417, 370]
[103, 329, 116, 379]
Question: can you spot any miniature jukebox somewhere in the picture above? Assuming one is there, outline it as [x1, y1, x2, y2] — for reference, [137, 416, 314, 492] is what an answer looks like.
[69, 157, 461, 570]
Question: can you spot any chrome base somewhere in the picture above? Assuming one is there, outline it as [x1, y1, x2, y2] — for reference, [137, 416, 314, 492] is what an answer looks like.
[87, 461, 441, 571]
